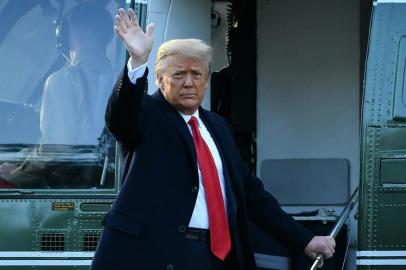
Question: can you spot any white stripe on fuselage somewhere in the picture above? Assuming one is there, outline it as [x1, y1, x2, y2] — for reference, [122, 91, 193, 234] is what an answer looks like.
[357, 251, 406, 257]
[357, 259, 406, 265]
[0, 260, 92, 266]
[0, 251, 94, 258]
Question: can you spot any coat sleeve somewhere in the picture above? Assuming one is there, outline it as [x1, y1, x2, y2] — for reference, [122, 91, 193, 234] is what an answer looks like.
[241, 160, 315, 253]
[105, 65, 149, 149]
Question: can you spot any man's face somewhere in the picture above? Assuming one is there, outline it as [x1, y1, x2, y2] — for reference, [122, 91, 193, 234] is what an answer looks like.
[158, 55, 209, 115]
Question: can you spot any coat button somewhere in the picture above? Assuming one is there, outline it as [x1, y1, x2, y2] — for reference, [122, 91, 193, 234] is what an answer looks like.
[178, 225, 186, 233]
[192, 185, 198, 192]
[166, 264, 174, 270]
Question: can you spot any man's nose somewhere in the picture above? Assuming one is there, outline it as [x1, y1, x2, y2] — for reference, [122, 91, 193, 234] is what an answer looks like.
[183, 73, 193, 87]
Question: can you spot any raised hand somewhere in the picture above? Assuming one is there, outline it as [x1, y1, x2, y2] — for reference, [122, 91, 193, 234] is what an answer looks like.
[114, 8, 154, 68]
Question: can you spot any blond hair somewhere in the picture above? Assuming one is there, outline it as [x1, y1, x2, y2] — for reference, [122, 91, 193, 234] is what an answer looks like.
[154, 39, 212, 84]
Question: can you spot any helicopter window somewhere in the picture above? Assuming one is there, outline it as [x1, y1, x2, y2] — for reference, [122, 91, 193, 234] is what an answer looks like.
[0, 0, 133, 189]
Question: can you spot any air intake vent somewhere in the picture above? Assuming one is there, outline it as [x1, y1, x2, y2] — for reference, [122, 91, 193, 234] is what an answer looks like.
[83, 234, 100, 251]
[41, 233, 65, 251]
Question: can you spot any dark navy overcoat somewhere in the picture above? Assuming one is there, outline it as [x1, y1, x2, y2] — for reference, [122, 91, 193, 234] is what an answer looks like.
[91, 67, 314, 270]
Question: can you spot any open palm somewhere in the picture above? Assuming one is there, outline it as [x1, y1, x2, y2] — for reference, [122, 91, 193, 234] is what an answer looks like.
[114, 8, 154, 67]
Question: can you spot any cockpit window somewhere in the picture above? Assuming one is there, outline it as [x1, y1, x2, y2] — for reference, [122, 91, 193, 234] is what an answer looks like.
[0, 0, 141, 190]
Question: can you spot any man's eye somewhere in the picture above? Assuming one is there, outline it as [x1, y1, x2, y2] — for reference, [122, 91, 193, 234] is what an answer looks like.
[173, 74, 184, 79]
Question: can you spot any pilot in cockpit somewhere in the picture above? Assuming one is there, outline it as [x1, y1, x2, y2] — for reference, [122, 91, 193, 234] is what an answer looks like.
[0, 2, 116, 188]
[40, 2, 114, 145]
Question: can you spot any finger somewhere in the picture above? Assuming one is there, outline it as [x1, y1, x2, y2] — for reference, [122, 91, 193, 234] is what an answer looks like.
[327, 236, 334, 242]
[323, 246, 335, 259]
[128, 8, 140, 27]
[326, 249, 334, 259]
[309, 251, 317, 259]
[114, 25, 124, 40]
[329, 237, 336, 247]
[115, 15, 126, 33]
[146, 23, 155, 37]
[119, 8, 131, 28]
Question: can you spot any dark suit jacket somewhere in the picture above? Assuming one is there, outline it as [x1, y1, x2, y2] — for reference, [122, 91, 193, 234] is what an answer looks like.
[91, 67, 314, 270]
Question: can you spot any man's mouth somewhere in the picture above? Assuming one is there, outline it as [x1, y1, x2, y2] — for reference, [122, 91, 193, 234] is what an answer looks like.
[181, 93, 197, 98]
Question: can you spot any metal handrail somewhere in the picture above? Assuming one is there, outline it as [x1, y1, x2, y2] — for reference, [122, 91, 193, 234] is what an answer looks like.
[309, 187, 359, 270]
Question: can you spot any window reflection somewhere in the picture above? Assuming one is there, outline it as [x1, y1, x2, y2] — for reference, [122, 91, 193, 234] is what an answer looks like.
[0, 0, 134, 189]
[41, 3, 114, 145]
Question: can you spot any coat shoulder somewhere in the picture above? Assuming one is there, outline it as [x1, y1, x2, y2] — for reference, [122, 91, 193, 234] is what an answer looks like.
[201, 109, 229, 127]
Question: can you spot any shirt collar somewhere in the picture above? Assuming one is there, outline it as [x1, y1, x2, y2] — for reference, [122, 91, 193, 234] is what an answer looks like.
[178, 110, 200, 126]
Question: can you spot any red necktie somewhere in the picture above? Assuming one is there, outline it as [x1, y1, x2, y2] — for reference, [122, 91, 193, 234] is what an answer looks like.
[188, 116, 231, 260]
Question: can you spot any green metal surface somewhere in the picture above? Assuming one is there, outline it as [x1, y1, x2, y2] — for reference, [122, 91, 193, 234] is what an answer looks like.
[380, 159, 406, 185]
[0, 197, 113, 269]
[358, 1, 406, 269]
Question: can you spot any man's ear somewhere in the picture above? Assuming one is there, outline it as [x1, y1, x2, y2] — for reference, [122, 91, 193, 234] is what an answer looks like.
[156, 73, 164, 90]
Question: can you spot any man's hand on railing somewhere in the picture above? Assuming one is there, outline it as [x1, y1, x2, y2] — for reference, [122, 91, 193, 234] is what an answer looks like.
[304, 236, 336, 259]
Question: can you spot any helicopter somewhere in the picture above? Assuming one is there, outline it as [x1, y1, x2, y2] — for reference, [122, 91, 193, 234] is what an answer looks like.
[0, 0, 404, 269]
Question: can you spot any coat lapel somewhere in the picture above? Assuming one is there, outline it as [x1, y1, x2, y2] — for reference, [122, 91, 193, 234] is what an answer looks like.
[199, 108, 245, 207]
[199, 108, 231, 170]
[152, 90, 198, 174]
[199, 108, 238, 213]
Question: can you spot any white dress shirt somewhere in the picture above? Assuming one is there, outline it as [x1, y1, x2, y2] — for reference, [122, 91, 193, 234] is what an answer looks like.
[127, 59, 227, 229]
